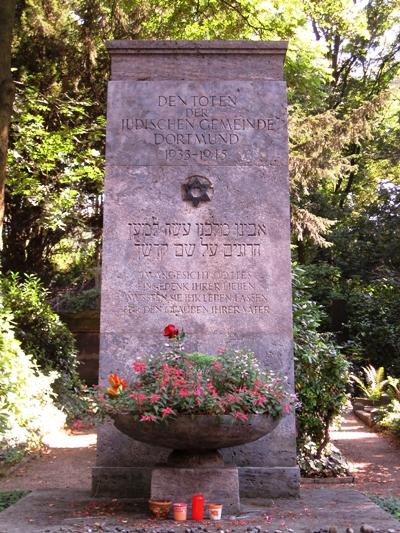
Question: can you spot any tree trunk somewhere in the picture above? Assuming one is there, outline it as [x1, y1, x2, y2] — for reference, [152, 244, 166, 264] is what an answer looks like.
[0, 0, 16, 251]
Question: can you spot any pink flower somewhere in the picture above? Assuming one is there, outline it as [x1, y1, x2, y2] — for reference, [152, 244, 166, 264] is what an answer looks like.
[213, 361, 223, 372]
[194, 387, 202, 397]
[133, 361, 146, 373]
[140, 415, 157, 422]
[179, 389, 189, 398]
[161, 407, 174, 417]
[207, 382, 218, 396]
[136, 393, 147, 402]
[150, 394, 160, 403]
[233, 412, 248, 421]
[255, 396, 267, 406]
[283, 403, 291, 414]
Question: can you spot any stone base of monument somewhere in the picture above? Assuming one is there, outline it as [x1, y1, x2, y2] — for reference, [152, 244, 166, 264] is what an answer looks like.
[92, 465, 300, 503]
[151, 466, 240, 514]
[239, 466, 300, 498]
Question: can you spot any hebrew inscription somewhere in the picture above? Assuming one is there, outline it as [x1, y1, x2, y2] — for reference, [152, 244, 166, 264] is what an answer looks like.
[122, 216, 269, 316]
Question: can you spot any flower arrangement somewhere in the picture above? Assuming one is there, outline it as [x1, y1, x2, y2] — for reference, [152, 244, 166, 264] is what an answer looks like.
[95, 325, 295, 423]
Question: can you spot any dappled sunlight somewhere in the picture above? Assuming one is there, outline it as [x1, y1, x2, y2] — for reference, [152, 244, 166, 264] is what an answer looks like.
[43, 429, 97, 449]
[331, 428, 380, 440]
[329, 413, 400, 497]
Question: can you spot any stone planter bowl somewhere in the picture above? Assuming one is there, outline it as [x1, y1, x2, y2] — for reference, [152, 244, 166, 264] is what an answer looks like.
[112, 413, 280, 450]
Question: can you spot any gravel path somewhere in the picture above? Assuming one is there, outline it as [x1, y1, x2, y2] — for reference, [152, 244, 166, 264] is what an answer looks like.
[0, 429, 96, 492]
[330, 411, 400, 497]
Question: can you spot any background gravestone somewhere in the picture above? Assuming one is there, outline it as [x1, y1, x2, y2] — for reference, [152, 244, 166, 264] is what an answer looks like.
[93, 40, 300, 499]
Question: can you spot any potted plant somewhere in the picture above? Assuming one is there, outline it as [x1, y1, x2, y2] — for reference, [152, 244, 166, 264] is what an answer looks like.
[93, 324, 296, 462]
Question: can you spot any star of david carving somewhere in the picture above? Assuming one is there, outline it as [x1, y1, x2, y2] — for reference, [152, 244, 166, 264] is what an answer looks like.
[183, 176, 213, 207]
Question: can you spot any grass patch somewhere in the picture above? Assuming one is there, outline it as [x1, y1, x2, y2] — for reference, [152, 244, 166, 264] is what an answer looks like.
[370, 495, 400, 520]
[0, 491, 29, 512]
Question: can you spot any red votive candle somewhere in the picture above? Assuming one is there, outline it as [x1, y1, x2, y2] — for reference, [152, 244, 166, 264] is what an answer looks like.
[191, 493, 204, 520]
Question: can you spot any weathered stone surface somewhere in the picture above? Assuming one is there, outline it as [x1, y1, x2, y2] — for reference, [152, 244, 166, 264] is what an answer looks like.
[94, 40, 299, 498]
[111, 414, 280, 450]
[92, 466, 152, 498]
[238, 466, 300, 498]
[2, 488, 400, 533]
[108, 40, 287, 82]
[151, 467, 240, 513]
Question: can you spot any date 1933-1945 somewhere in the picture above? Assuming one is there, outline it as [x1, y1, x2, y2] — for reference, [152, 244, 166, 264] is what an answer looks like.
[161, 148, 227, 161]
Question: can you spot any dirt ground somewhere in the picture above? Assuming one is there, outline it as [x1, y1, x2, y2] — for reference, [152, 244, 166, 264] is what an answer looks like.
[1, 412, 400, 498]
[0, 429, 96, 491]
[330, 411, 400, 497]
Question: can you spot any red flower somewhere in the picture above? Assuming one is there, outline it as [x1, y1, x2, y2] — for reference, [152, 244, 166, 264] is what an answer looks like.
[108, 373, 127, 389]
[106, 386, 121, 396]
[212, 360, 223, 372]
[163, 324, 179, 338]
[133, 361, 147, 373]
[106, 373, 127, 396]
[161, 407, 174, 417]
[233, 412, 248, 421]
[140, 414, 157, 422]
[283, 403, 291, 414]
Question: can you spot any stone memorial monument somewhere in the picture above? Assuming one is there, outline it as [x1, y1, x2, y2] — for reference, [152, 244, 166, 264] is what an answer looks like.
[93, 40, 300, 502]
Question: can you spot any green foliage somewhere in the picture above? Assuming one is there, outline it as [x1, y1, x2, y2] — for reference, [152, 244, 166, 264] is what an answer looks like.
[183, 352, 220, 368]
[4, 83, 104, 283]
[370, 495, 400, 520]
[0, 308, 65, 462]
[345, 278, 400, 375]
[351, 365, 387, 401]
[330, 184, 400, 281]
[1, 272, 80, 405]
[0, 491, 29, 512]
[293, 266, 350, 453]
[297, 440, 350, 478]
[377, 399, 400, 437]
[387, 376, 400, 401]
[54, 287, 100, 312]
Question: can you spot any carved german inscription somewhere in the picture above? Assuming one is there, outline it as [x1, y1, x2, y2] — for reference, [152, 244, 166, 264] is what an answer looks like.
[108, 80, 285, 166]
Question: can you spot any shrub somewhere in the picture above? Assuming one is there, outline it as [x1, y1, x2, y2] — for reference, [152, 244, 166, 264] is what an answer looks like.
[387, 376, 400, 401]
[351, 365, 387, 401]
[293, 266, 350, 455]
[1, 273, 80, 406]
[345, 278, 400, 375]
[297, 439, 350, 478]
[377, 399, 400, 436]
[0, 309, 65, 462]
[53, 287, 100, 312]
